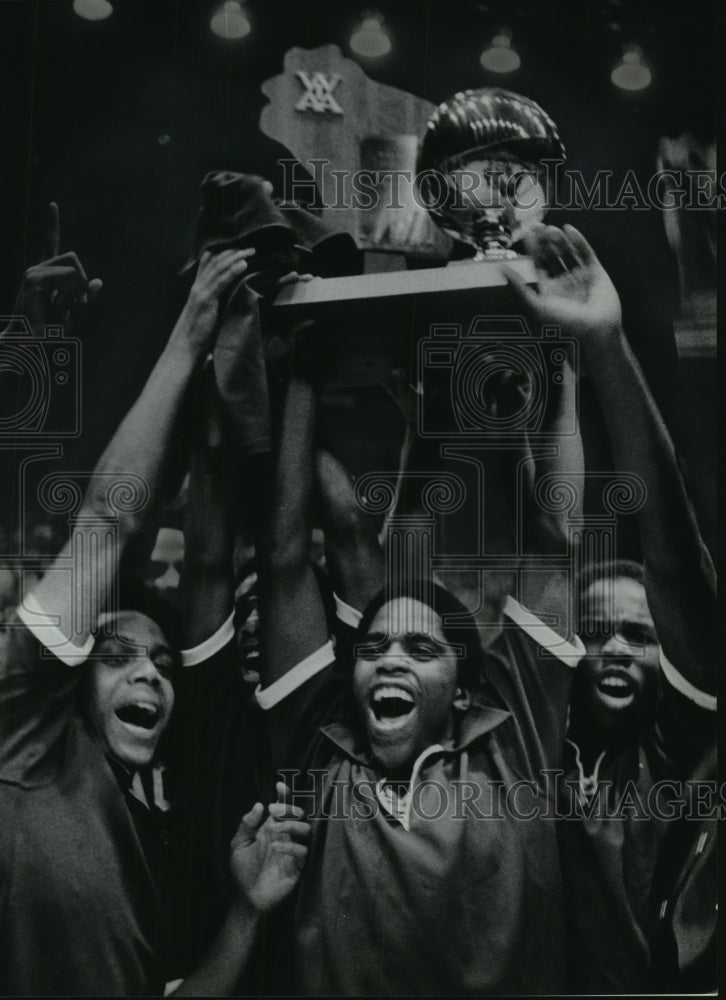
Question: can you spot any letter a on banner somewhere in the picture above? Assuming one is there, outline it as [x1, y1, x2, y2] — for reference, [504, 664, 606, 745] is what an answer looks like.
[295, 71, 343, 114]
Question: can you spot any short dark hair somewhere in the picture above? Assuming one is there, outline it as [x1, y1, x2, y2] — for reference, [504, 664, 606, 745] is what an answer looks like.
[354, 580, 484, 691]
[576, 558, 645, 628]
[98, 575, 181, 669]
[578, 558, 644, 593]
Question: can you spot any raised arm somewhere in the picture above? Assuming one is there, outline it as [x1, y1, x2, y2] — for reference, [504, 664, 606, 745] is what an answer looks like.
[527, 356, 583, 549]
[484, 351, 583, 635]
[259, 348, 329, 690]
[170, 783, 309, 997]
[505, 222, 716, 695]
[27, 248, 254, 651]
[179, 360, 241, 647]
[315, 448, 384, 617]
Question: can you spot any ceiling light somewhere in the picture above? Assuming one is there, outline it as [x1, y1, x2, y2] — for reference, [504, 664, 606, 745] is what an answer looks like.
[480, 32, 521, 73]
[73, 0, 113, 21]
[611, 46, 651, 91]
[210, 1, 251, 41]
[350, 15, 392, 58]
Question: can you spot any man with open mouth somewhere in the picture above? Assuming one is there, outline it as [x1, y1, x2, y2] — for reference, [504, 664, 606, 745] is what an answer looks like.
[254, 356, 584, 997]
[0, 225, 309, 997]
[505, 222, 717, 994]
[567, 559, 661, 770]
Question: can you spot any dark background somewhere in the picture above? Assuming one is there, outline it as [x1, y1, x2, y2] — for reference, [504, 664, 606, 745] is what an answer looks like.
[0, 0, 717, 555]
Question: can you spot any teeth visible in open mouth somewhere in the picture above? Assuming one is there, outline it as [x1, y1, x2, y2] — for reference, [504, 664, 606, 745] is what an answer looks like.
[371, 686, 415, 720]
[598, 675, 633, 699]
[372, 686, 414, 704]
[116, 702, 160, 729]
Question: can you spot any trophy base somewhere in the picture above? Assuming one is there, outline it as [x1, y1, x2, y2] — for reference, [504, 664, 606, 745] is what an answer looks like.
[273, 256, 535, 322]
[473, 247, 519, 262]
[272, 257, 537, 389]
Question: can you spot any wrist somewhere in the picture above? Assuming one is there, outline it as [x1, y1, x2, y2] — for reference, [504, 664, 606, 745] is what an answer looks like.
[543, 383, 576, 426]
[579, 321, 627, 361]
[228, 894, 261, 924]
[162, 324, 203, 372]
[170, 298, 216, 358]
[586, 319, 625, 343]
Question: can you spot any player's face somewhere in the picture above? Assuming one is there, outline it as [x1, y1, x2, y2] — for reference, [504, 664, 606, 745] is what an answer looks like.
[149, 527, 184, 596]
[353, 598, 459, 772]
[574, 577, 660, 741]
[84, 611, 175, 769]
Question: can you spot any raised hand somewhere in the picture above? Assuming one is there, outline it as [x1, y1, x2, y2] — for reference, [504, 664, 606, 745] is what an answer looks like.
[229, 782, 310, 914]
[179, 246, 256, 353]
[277, 270, 314, 287]
[15, 202, 103, 335]
[502, 222, 622, 345]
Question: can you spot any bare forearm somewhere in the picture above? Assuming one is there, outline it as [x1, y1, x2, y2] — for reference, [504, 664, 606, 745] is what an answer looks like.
[503, 223, 714, 682]
[82, 246, 252, 539]
[267, 374, 317, 570]
[261, 371, 329, 687]
[171, 899, 259, 997]
[28, 249, 253, 645]
[173, 792, 310, 996]
[28, 316, 203, 641]
[583, 327, 711, 576]
[527, 362, 583, 549]
[582, 325, 715, 685]
[85, 323, 199, 530]
[180, 454, 241, 645]
[537, 362, 583, 517]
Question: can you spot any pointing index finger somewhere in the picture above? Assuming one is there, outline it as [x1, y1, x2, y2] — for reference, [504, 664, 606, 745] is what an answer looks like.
[43, 202, 60, 262]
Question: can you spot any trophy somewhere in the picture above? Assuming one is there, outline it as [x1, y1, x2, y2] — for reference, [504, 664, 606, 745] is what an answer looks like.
[269, 57, 551, 329]
[416, 88, 565, 261]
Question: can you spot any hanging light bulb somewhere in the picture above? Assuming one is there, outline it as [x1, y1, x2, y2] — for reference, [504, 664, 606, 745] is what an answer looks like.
[611, 46, 651, 91]
[73, 0, 113, 21]
[350, 14, 392, 58]
[210, 1, 251, 41]
[479, 31, 520, 73]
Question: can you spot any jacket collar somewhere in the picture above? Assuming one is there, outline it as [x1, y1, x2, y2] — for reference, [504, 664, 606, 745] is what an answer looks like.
[319, 702, 511, 769]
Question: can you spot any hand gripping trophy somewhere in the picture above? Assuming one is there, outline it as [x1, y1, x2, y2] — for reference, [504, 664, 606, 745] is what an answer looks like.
[416, 88, 565, 261]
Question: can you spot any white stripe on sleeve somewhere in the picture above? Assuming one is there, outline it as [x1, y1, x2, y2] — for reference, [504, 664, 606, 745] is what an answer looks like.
[180, 611, 236, 667]
[255, 639, 336, 710]
[334, 592, 363, 629]
[503, 595, 585, 666]
[660, 649, 717, 711]
[17, 591, 94, 666]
